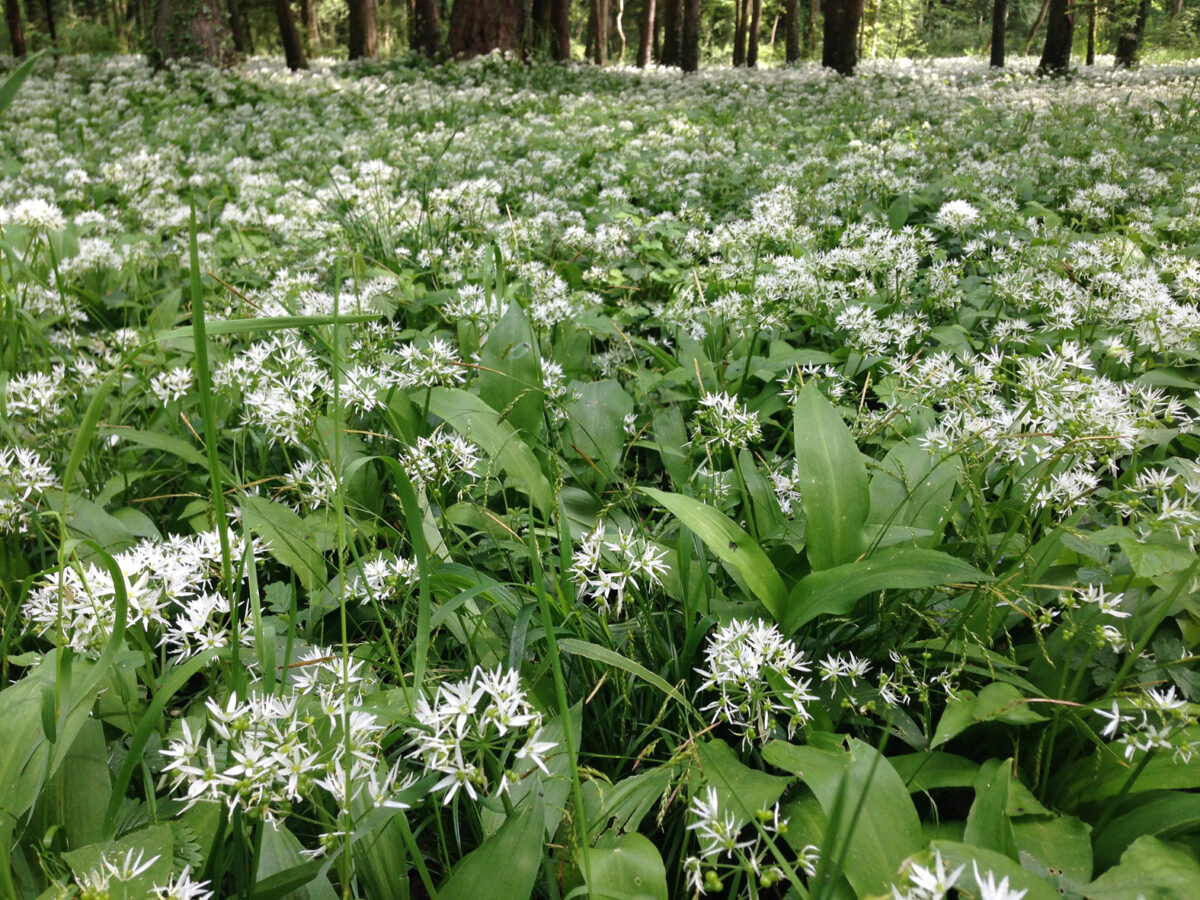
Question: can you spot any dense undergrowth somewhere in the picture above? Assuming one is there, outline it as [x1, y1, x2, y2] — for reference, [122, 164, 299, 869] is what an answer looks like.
[2, 52, 1200, 899]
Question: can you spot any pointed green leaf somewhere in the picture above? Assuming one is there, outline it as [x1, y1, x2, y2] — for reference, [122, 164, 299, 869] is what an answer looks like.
[639, 487, 786, 619]
[479, 303, 544, 437]
[428, 386, 554, 513]
[440, 801, 544, 900]
[586, 832, 668, 900]
[792, 383, 869, 570]
[783, 545, 992, 633]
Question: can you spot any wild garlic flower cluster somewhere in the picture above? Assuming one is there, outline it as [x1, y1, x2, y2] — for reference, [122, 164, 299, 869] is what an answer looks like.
[569, 521, 670, 616]
[691, 391, 761, 451]
[1094, 686, 1198, 764]
[0, 445, 57, 536]
[399, 431, 482, 491]
[889, 853, 1029, 900]
[695, 620, 818, 747]
[406, 665, 556, 804]
[22, 530, 265, 659]
[161, 650, 411, 826]
[74, 849, 162, 900]
[346, 553, 419, 605]
[393, 337, 467, 389]
[683, 786, 814, 897]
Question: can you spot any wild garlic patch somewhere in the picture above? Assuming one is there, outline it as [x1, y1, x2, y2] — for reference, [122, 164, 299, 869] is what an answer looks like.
[2, 53, 1200, 898]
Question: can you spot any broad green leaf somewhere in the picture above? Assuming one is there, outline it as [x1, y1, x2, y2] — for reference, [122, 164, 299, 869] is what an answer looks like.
[33, 718, 110, 850]
[567, 380, 633, 477]
[241, 495, 327, 592]
[868, 441, 960, 547]
[1093, 791, 1200, 869]
[0, 51, 43, 119]
[99, 425, 219, 473]
[887, 194, 911, 230]
[1119, 534, 1198, 578]
[62, 824, 174, 900]
[428, 386, 554, 513]
[586, 833, 668, 900]
[1083, 835, 1200, 900]
[1012, 814, 1093, 893]
[890, 752, 981, 792]
[256, 820, 337, 900]
[1052, 724, 1200, 810]
[583, 764, 677, 842]
[639, 487, 786, 619]
[479, 302, 544, 437]
[964, 759, 1018, 859]
[0, 653, 106, 834]
[783, 545, 993, 633]
[931, 683, 1046, 749]
[764, 738, 922, 897]
[923, 841, 1060, 900]
[439, 800, 544, 900]
[792, 382, 869, 571]
[694, 739, 791, 822]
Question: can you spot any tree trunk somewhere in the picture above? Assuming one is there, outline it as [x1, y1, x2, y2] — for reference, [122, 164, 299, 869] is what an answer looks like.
[637, 0, 654, 65]
[784, 0, 799, 61]
[1038, 0, 1074, 72]
[226, 0, 252, 54]
[1025, 0, 1050, 53]
[448, 0, 521, 58]
[823, 0, 865, 73]
[1086, 0, 1096, 64]
[1115, 0, 1149, 66]
[348, 0, 377, 57]
[591, 0, 609, 64]
[5, 0, 25, 56]
[990, 0, 1006, 65]
[411, 0, 439, 57]
[302, 0, 319, 54]
[733, 0, 747, 64]
[807, 0, 818, 54]
[550, 0, 569, 59]
[747, 0, 762, 65]
[659, 0, 680, 64]
[153, 0, 237, 63]
[274, 0, 306, 67]
[615, 0, 627, 60]
[41, 0, 57, 45]
[680, 0, 698, 70]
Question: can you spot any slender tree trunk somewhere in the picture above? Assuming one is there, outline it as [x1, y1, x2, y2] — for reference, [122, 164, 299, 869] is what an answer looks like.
[1025, 0, 1050, 53]
[153, 0, 237, 63]
[680, 0, 698, 69]
[448, 0, 520, 58]
[784, 0, 799, 60]
[226, 0, 252, 53]
[274, 0, 306, 66]
[615, 0, 626, 60]
[302, 0, 319, 54]
[637, 0, 654, 65]
[1115, 0, 1149, 65]
[733, 0, 747, 64]
[41, 0, 57, 45]
[990, 0, 1006, 65]
[348, 0, 377, 57]
[1086, 0, 1096, 64]
[590, 0, 609, 63]
[411, 0, 439, 57]
[823, 0, 865, 73]
[747, 0, 762, 65]
[659, 0, 680, 64]
[1038, 0, 1074, 72]
[808, 0, 818, 54]
[550, 0, 569, 58]
[5, 0, 26, 56]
